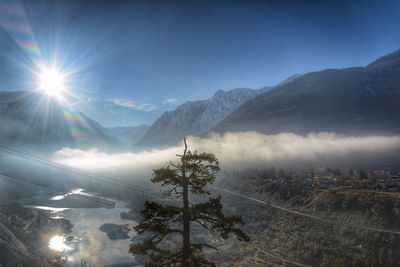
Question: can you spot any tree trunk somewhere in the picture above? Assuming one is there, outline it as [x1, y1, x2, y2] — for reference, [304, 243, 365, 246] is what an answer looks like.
[182, 178, 190, 266]
[182, 138, 191, 266]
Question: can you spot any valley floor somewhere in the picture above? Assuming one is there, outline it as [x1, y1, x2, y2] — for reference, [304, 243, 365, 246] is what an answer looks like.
[212, 170, 400, 266]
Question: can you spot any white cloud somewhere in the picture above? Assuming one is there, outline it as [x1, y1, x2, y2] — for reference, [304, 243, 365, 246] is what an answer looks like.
[188, 132, 400, 168]
[111, 97, 179, 112]
[162, 98, 179, 105]
[52, 146, 180, 173]
[51, 132, 400, 176]
[111, 98, 156, 112]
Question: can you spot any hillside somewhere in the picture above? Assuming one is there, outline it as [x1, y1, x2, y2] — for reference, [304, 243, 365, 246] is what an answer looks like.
[104, 124, 149, 147]
[212, 50, 400, 135]
[215, 169, 400, 266]
[0, 203, 72, 266]
[135, 87, 268, 148]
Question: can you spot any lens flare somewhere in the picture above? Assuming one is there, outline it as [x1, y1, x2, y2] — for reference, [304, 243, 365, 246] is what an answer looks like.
[63, 109, 102, 146]
[0, 1, 45, 69]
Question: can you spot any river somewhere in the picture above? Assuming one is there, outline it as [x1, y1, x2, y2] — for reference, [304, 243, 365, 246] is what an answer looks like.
[31, 189, 137, 266]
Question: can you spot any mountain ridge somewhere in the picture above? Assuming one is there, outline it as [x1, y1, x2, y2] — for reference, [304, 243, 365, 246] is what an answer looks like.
[104, 124, 149, 147]
[211, 49, 400, 135]
[134, 87, 269, 148]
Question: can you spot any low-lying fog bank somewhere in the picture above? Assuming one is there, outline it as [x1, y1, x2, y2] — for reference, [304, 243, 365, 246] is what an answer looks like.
[52, 132, 400, 175]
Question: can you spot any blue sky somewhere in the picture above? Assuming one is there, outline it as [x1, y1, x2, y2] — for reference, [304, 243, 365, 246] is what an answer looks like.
[1, 0, 400, 126]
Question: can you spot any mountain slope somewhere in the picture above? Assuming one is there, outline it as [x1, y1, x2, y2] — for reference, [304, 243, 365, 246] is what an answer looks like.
[212, 50, 400, 135]
[104, 124, 149, 147]
[0, 91, 114, 151]
[135, 87, 268, 148]
[72, 99, 161, 127]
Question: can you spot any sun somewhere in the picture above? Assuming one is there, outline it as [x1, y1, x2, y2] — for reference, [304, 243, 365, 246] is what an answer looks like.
[38, 66, 67, 102]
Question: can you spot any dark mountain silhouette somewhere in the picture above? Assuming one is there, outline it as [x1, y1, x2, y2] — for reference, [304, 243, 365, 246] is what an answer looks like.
[212, 49, 400, 135]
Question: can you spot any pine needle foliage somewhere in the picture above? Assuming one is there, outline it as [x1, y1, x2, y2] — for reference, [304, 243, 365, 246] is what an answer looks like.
[130, 139, 249, 266]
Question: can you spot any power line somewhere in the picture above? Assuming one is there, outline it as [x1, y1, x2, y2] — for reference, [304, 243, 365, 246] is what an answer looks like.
[3, 145, 397, 266]
[1, 145, 400, 235]
[214, 187, 400, 235]
[0, 145, 310, 266]
[0, 145, 161, 197]
[0, 173, 113, 208]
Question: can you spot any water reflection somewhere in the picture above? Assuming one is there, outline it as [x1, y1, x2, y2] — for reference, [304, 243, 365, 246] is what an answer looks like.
[27, 206, 70, 212]
[62, 203, 136, 265]
[28, 188, 136, 265]
[50, 188, 94, 200]
[49, 235, 71, 252]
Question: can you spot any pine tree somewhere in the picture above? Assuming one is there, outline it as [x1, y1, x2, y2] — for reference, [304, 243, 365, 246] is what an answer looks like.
[130, 138, 249, 266]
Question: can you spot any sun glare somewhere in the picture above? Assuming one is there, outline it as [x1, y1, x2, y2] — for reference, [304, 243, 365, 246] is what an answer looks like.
[38, 66, 67, 102]
[48, 235, 71, 252]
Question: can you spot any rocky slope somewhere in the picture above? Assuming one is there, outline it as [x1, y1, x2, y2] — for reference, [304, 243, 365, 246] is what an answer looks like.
[135, 87, 268, 148]
[216, 170, 400, 266]
[212, 49, 400, 135]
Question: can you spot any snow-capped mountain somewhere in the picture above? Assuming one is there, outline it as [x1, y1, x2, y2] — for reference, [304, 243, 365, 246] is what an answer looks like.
[134, 87, 269, 148]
